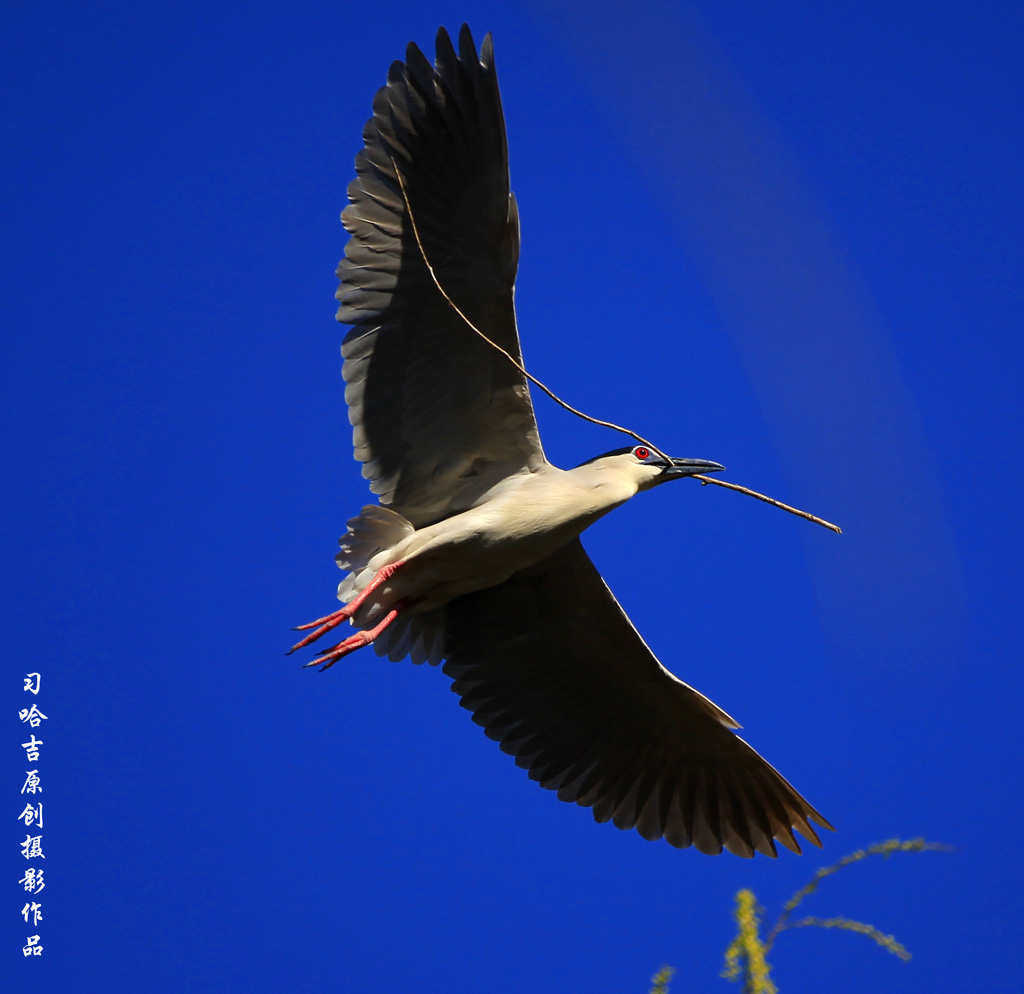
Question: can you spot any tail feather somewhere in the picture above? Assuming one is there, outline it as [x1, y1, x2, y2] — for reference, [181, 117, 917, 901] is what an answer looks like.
[336, 504, 446, 665]
[336, 505, 414, 601]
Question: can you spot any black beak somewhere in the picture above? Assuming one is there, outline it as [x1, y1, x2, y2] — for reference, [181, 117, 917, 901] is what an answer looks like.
[660, 457, 725, 479]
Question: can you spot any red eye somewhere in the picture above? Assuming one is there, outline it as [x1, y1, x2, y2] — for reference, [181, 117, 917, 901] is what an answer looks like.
[635, 447, 649, 460]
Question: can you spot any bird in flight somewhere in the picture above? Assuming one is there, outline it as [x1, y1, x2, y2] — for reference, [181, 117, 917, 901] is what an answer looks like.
[293, 24, 832, 858]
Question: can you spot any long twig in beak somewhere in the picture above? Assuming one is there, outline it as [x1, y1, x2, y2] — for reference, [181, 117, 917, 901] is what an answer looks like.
[391, 157, 841, 536]
[692, 475, 842, 533]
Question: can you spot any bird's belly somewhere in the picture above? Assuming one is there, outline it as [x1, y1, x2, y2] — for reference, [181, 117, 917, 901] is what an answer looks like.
[386, 501, 608, 612]
[410, 527, 576, 609]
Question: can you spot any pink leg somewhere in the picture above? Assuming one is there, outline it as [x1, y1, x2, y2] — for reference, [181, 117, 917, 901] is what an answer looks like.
[288, 561, 405, 654]
[303, 603, 406, 671]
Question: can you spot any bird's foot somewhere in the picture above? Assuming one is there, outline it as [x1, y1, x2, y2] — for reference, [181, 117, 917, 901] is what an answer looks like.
[288, 560, 406, 654]
[302, 604, 405, 671]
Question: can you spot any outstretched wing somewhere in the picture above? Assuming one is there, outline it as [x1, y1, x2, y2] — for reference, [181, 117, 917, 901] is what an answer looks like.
[443, 539, 832, 857]
[338, 25, 545, 527]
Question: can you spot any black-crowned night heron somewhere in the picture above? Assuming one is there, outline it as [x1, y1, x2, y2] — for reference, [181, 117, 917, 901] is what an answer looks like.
[294, 25, 832, 857]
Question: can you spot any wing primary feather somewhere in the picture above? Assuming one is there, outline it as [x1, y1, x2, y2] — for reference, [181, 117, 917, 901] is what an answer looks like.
[338, 25, 544, 527]
[442, 539, 830, 855]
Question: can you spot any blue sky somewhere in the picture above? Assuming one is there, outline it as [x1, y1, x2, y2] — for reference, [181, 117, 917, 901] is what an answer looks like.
[5, 1, 1021, 990]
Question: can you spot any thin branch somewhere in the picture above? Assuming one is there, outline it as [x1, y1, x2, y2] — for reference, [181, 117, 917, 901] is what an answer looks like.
[693, 475, 842, 533]
[390, 160, 672, 461]
[390, 156, 841, 535]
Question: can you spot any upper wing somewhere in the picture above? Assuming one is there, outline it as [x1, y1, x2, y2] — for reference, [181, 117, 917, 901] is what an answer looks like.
[443, 539, 832, 857]
[338, 25, 546, 527]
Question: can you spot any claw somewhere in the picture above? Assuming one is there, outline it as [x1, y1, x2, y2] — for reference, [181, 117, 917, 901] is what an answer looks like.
[292, 607, 350, 632]
[302, 606, 403, 670]
[288, 616, 352, 654]
[289, 560, 407, 654]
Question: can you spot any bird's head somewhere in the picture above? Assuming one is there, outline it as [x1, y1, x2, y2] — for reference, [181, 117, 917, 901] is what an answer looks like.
[579, 445, 725, 493]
